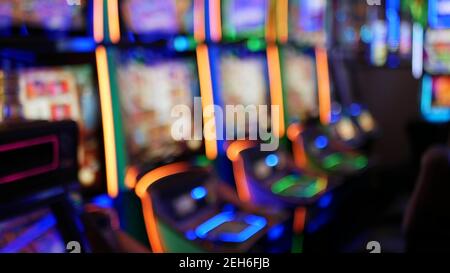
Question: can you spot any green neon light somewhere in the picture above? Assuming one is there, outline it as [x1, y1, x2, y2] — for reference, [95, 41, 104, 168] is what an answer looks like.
[291, 234, 304, 253]
[271, 175, 324, 198]
[323, 153, 344, 170]
[195, 155, 212, 167]
[247, 39, 265, 52]
[354, 155, 369, 169]
[271, 175, 298, 194]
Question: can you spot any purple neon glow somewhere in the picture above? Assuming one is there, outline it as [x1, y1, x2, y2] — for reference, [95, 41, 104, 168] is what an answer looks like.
[0, 135, 59, 184]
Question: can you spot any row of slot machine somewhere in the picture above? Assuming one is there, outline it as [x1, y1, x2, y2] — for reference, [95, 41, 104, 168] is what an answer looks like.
[331, 0, 450, 123]
[0, 0, 447, 253]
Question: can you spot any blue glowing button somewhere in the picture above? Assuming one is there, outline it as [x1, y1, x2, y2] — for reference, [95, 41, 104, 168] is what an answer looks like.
[194, 212, 267, 243]
[185, 230, 197, 241]
[318, 193, 333, 208]
[314, 135, 329, 149]
[350, 103, 362, 117]
[330, 113, 341, 124]
[191, 186, 207, 200]
[173, 36, 189, 51]
[267, 224, 285, 241]
[265, 154, 279, 167]
[91, 194, 114, 208]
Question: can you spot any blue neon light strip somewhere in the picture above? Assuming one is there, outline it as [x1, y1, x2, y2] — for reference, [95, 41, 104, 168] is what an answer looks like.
[194, 211, 267, 243]
[421, 74, 450, 123]
[0, 214, 58, 253]
[218, 215, 267, 243]
[412, 23, 424, 79]
[386, 0, 401, 51]
[195, 212, 235, 239]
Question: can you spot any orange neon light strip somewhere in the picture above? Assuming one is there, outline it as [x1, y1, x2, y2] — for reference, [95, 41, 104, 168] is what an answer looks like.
[210, 0, 222, 41]
[267, 45, 285, 138]
[96, 46, 119, 198]
[194, 0, 206, 41]
[142, 195, 164, 253]
[293, 207, 307, 234]
[287, 124, 308, 169]
[124, 166, 139, 189]
[93, 0, 104, 43]
[226, 141, 257, 162]
[107, 0, 121, 43]
[233, 157, 252, 202]
[265, 0, 277, 42]
[196, 44, 218, 160]
[315, 47, 331, 125]
[277, 0, 289, 43]
[226, 141, 257, 202]
[135, 163, 191, 253]
[135, 162, 191, 198]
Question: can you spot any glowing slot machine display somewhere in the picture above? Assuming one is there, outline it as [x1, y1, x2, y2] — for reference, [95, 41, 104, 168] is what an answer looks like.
[115, 51, 202, 166]
[0, 0, 89, 38]
[17, 65, 104, 192]
[120, 0, 194, 39]
[420, 0, 450, 122]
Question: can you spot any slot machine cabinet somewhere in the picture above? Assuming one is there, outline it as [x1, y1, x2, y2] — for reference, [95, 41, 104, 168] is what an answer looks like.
[0, 0, 108, 197]
[275, 0, 371, 175]
[0, 120, 89, 253]
[206, 0, 346, 252]
[280, 0, 378, 150]
[102, 0, 209, 245]
[104, 0, 291, 251]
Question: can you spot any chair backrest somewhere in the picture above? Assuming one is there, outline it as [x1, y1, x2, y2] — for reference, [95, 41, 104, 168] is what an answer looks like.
[403, 146, 450, 252]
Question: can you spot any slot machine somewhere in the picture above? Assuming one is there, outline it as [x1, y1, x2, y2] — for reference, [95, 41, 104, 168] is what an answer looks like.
[0, 120, 90, 253]
[418, 0, 450, 123]
[327, 0, 381, 150]
[205, 0, 345, 252]
[276, 0, 370, 176]
[104, 0, 290, 253]
[0, 0, 108, 197]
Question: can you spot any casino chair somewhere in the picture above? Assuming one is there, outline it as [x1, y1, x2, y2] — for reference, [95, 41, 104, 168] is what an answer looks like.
[403, 145, 450, 252]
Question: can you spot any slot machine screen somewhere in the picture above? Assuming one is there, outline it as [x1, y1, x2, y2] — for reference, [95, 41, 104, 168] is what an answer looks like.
[17, 65, 103, 189]
[222, 0, 267, 39]
[429, 0, 450, 29]
[120, 0, 194, 37]
[424, 29, 450, 74]
[431, 76, 450, 108]
[0, 208, 66, 253]
[282, 48, 318, 122]
[334, 0, 368, 49]
[116, 50, 201, 165]
[0, 1, 14, 30]
[219, 52, 268, 135]
[290, 0, 327, 45]
[0, 0, 88, 34]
